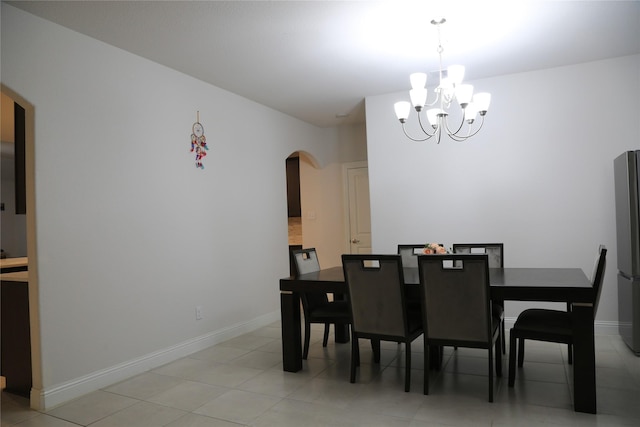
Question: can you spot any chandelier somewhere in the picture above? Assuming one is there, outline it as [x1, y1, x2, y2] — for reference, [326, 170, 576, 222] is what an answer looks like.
[394, 18, 491, 143]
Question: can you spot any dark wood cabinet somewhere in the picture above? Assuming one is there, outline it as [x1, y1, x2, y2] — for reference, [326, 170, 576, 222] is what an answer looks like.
[14, 102, 26, 215]
[1, 273, 31, 397]
[286, 156, 301, 217]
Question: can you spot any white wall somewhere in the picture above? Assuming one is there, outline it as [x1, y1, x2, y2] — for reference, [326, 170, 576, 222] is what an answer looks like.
[365, 54, 640, 330]
[1, 4, 350, 409]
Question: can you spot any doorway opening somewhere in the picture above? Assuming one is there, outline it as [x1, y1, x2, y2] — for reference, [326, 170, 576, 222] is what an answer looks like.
[286, 154, 302, 247]
[1, 84, 40, 410]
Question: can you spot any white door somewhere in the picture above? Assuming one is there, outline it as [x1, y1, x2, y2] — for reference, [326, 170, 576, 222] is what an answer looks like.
[344, 163, 371, 254]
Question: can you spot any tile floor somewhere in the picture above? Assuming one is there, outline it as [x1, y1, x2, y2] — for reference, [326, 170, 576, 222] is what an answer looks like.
[2, 322, 640, 426]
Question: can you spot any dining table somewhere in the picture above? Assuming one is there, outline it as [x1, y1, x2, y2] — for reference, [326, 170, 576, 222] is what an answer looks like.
[279, 265, 597, 414]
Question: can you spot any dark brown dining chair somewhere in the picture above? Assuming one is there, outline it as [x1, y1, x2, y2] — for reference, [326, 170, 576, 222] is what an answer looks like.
[418, 253, 502, 402]
[508, 245, 607, 387]
[342, 254, 423, 392]
[453, 243, 506, 354]
[397, 244, 426, 268]
[291, 248, 350, 360]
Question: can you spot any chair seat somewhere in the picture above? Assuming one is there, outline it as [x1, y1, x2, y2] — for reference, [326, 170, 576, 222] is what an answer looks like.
[513, 308, 572, 338]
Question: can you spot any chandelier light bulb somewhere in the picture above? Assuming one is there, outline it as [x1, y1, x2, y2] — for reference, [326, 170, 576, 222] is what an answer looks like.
[465, 103, 479, 123]
[473, 92, 491, 114]
[410, 88, 428, 110]
[426, 108, 444, 127]
[455, 84, 474, 108]
[394, 101, 411, 122]
[410, 73, 427, 89]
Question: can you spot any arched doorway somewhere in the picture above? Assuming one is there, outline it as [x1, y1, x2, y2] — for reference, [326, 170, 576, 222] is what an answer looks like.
[286, 153, 302, 248]
[0, 84, 41, 410]
[286, 151, 363, 269]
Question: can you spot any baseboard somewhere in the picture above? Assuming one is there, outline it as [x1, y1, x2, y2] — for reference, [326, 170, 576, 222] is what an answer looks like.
[593, 320, 619, 336]
[31, 310, 280, 411]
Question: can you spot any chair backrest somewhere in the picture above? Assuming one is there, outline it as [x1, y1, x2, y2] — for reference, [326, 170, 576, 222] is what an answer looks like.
[397, 244, 425, 268]
[342, 254, 408, 338]
[452, 243, 504, 268]
[292, 248, 328, 311]
[591, 245, 607, 316]
[418, 253, 492, 345]
[292, 248, 321, 275]
[288, 245, 303, 276]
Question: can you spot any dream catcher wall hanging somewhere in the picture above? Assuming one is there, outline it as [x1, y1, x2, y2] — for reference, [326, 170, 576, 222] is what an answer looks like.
[190, 111, 208, 169]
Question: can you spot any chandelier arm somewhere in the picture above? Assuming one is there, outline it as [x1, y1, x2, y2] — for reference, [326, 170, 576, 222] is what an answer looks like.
[400, 122, 433, 142]
[444, 112, 466, 137]
[424, 92, 440, 107]
[416, 111, 437, 138]
[447, 116, 487, 142]
[462, 116, 486, 139]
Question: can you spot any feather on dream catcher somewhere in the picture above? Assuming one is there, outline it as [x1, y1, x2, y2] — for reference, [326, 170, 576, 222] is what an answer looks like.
[190, 111, 208, 169]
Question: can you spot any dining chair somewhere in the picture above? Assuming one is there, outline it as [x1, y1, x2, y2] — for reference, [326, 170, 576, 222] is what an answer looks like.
[342, 254, 423, 392]
[418, 253, 502, 402]
[397, 244, 426, 268]
[398, 244, 446, 268]
[453, 243, 506, 354]
[291, 248, 351, 360]
[508, 245, 607, 387]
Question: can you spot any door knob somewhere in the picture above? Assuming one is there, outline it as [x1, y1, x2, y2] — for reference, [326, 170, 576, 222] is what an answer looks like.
[351, 238, 360, 244]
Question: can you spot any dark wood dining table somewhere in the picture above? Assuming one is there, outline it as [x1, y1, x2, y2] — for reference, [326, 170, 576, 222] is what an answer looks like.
[279, 266, 597, 414]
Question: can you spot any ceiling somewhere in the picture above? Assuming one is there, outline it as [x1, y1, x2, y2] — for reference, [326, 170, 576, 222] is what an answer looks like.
[6, 1, 640, 128]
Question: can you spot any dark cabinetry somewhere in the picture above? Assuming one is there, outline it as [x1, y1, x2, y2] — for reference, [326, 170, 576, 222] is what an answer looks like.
[286, 156, 301, 217]
[1, 273, 31, 397]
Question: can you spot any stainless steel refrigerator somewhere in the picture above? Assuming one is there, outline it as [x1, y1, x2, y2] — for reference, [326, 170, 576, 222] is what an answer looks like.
[614, 150, 640, 355]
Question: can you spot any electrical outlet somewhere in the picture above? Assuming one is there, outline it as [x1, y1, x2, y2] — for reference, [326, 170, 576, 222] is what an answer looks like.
[195, 306, 203, 320]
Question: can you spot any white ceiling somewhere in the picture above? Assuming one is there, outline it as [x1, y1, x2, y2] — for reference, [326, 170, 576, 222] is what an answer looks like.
[6, 0, 640, 127]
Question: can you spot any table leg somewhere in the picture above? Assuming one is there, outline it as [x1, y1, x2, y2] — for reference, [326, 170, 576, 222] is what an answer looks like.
[333, 293, 350, 343]
[572, 302, 597, 414]
[280, 290, 302, 372]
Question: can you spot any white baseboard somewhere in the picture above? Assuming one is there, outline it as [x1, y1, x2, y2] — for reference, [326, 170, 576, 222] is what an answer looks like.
[31, 311, 280, 411]
[593, 320, 620, 336]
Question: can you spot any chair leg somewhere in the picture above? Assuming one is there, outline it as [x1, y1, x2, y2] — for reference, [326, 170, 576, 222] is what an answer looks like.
[303, 321, 311, 360]
[495, 339, 503, 377]
[568, 343, 573, 365]
[322, 323, 330, 347]
[517, 337, 525, 367]
[508, 330, 517, 387]
[350, 335, 358, 383]
[488, 347, 494, 402]
[371, 339, 381, 363]
[501, 320, 506, 354]
[356, 337, 360, 366]
[423, 343, 430, 395]
[405, 342, 411, 392]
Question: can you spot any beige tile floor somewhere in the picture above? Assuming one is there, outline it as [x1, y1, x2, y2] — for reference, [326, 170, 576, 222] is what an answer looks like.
[2, 322, 640, 426]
